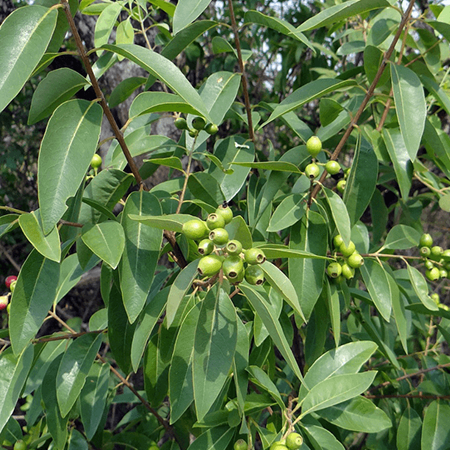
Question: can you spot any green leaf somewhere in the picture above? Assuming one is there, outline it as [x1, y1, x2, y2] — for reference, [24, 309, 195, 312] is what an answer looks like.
[439, 193, 450, 212]
[0, 5, 58, 113]
[422, 401, 450, 450]
[173, 0, 212, 34]
[19, 210, 61, 262]
[0, 214, 19, 239]
[383, 224, 421, 250]
[397, 406, 422, 450]
[94, 2, 123, 49]
[120, 191, 163, 323]
[391, 64, 426, 161]
[130, 92, 204, 117]
[406, 264, 439, 311]
[254, 243, 330, 260]
[116, 17, 134, 47]
[0, 346, 34, 434]
[38, 99, 103, 234]
[267, 194, 307, 232]
[360, 258, 392, 321]
[240, 283, 303, 381]
[318, 397, 392, 433]
[232, 161, 301, 173]
[262, 79, 357, 126]
[166, 260, 199, 328]
[326, 279, 341, 347]
[145, 156, 183, 172]
[193, 287, 238, 421]
[301, 417, 345, 450]
[233, 319, 249, 414]
[9, 250, 60, 355]
[382, 127, 413, 201]
[323, 186, 351, 246]
[81, 221, 125, 269]
[109, 76, 146, 108]
[289, 212, 327, 321]
[187, 172, 225, 207]
[389, 271, 408, 354]
[187, 426, 235, 450]
[225, 216, 253, 250]
[103, 44, 210, 120]
[296, 0, 391, 32]
[261, 261, 305, 321]
[247, 366, 284, 408]
[342, 137, 378, 227]
[128, 213, 199, 232]
[301, 372, 376, 417]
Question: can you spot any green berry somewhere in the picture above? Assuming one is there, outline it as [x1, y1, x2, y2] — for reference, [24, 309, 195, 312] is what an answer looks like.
[148, 446, 159, 450]
[244, 248, 266, 265]
[333, 234, 344, 248]
[9, 280, 16, 293]
[174, 117, 188, 130]
[425, 260, 435, 270]
[305, 163, 320, 179]
[234, 439, 247, 450]
[431, 293, 440, 305]
[446, 262, 450, 271]
[325, 160, 340, 175]
[207, 213, 226, 230]
[182, 220, 208, 240]
[431, 246, 443, 259]
[215, 203, 233, 224]
[426, 267, 440, 281]
[306, 136, 322, 157]
[245, 265, 265, 285]
[205, 123, 219, 135]
[90, 154, 102, 169]
[209, 228, 229, 246]
[226, 240, 243, 255]
[286, 432, 303, 450]
[347, 252, 364, 268]
[188, 128, 198, 138]
[270, 443, 288, 450]
[442, 249, 450, 260]
[337, 179, 346, 193]
[223, 256, 244, 280]
[340, 241, 356, 257]
[420, 246, 431, 257]
[440, 269, 448, 278]
[327, 262, 342, 278]
[197, 255, 223, 277]
[14, 441, 27, 450]
[198, 239, 214, 255]
[192, 116, 206, 130]
[419, 233, 433, 248]
[342, 263, 355, 280]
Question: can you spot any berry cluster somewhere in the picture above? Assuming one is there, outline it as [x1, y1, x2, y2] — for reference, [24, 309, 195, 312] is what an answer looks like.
[181, 204, 266, 285]
[327, 235, 364, 282]
[234, 432, 303, 450]
[418, 233, 450, 282]
[174, 115, 218, 137]
[0, 275, 17, 313]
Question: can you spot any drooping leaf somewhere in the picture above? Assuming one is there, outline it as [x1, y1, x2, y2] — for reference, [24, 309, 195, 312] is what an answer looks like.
[406, 264, 439, 311]
[267, 194, 307, 232]
[173, 0, 212, 34]
[94, 2, 122, 49]
[109, 76, 146, 108]
[187, 426, 235, 450]
[421, 401, 450, 450]
[397, 406, 422, 450]
[323, 186, 351, 246]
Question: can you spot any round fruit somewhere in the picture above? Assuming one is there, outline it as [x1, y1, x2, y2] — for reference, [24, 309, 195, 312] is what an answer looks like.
[270, 443, 288, 450]
[197, 255, 223, 277]
[440, 269, 448, 278]
[226, 240, 243, 255]
[325, 160, 340, 175]
[234, 439, 247, 450]
[233, 267, 246, 284]
[286, 432, 303, 450]
[14, 440, 27, 450]
[306, 136, 322, 157]
[347, 252, 364, 268]
[215, 204, 233, 224]
[419, 233, 433, 248]
[0, 295, 9, 311]
[340, 241, 356, 257]
[207, 213, 226, 230]
[198, 239, 214, 255]
[342, 263, 355, 280]
[446, 262, 450, 271]
[344, 167, 351, 179]
[209, 228, 229, 246]
[244, 248, 266, 265]
[223, 256, 244, 280]
[440, 304, 450, 311]
[5, 275, 17, 289]
[90, 154, 102, 169]
[305, 163, 320, 179]
[431, 246, 443, 258]
[205, 123, 219, 135]
[188, 129, 198, 138]
[425, 260, 435, 270]
[327, 262, 342, 278]
[431, 293, 440, 305]
[245, 265, 265, 285]
[174, 117, 188, 130]
[333, 234, 344, 248]
[10, 280, 17, 293]
[337, 179, 346, 193]
[192, 117, 206, 130]
[182, 220, 208, 240]
[426, 267, 440, 281]
[148, 446, 159, 450]
[420, 246, 431, 257]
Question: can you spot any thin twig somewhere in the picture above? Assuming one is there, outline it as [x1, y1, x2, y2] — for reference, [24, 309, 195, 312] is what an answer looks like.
[33, 330, 104, 343]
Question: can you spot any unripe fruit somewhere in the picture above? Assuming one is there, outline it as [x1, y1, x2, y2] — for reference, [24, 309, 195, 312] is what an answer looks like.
[226, 240, 243, 255]
[205, 123, 218, 135]
[197, 255, 222, 277]
[333, 234, 344, 248]
[215, 204, 233, 224]
[340, 241, 356, 257]
[148, 446, 159, 450]
[348, 252, 364, 268]
[188, 129, 198, 137]
[442, 249, 450, 260]
[440, 269, 448, 278]
[233, 267, 245, 284]
[420, 246, 431, 257]
[425, 260, 435, 270]
[5, 275, 17, 289]
[426, 267, 440, 281]
[234, 439, 247, 450]
[90, 154, 102, 169]
[174, 117, 188, 130]
[327, 262, 342, 278]
[192, 116, 206, 130]
[207, 213, 226, 230]
[245, 265, 265, 285]
[344, 167, 351, 178]
[270, 443, 288, 450]
[14, 440, 27, 450]
[223, 256, 244, 280]
[325, 160, 340, 175]
[198, 239, 214, 255]
[446, 262, 450, 271]
[440, 304, 450, 311]
[420, 233, 433, 248]
[244, 248, 266, 265]
[0, 295, 9, 311]
[342, 263, 355, 280]
[431, 293, 440, 305]
[286, 432, 303, 450]
[182, 220, 208, 240]
[337, 179, 346, 193]
[209, 228, 229, 246]
[306, 136, 322, 157]
[10, 280, 16, 293]
[431, 246, 443, 259]
[305, 163, 320, 179]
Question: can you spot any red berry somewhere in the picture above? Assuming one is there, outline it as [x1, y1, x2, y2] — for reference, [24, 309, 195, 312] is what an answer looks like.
[5, 275, 17, 289]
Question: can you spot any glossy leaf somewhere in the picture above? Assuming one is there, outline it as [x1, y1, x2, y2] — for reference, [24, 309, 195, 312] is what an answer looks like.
[267, 194, 307, 232]
[233, 319, 249, 414]
[302, 417, 345, 450]
[0, 5, 58, 113]
[187, 426, 235, 450]
[254, 243, 330, 260]
[326, 279, 341, 347]
[0, 214, 19, 239]
[94, 2, 122, 49]
[225, 216, 253, 249]
[383, 225, 421, 250]
[187, 172, 225, 207]
[128, 213, 199, 232]
[422, 401, 450, 450]
[397, 407, 422, 450]
[38, 99, 103, 233]
[406, 264, 439, 311]
[173, 0, 212, 34]
[247, 366, 284, 408]
[323, 186, 351, 246]
[109, 76, 146, 108]
[389, 271, 408, 354]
